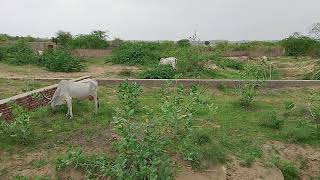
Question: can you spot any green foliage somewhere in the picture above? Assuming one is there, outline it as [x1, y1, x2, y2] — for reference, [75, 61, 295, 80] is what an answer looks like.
[110, 41, 163, 65]
[4, 40, 37, 65]
[260, 111, 285, 129]
[0, 46, 5, 60]
[239, 82, 258, 107]
[177, 39, 191, 47]
[271, 157, 299, 180]
[39, 49, 84, 72]
[52, 31, 72, 46]
[0, 114, 33, 145]
[55, 148, 114, 179]
[281, 35, 319, 57]
[242, 63, 278, 80]
[70, 32, 109, 49]
[139, 65, 176, 79]
[286, 121, 319, 143]
[117, 80, 142, 116]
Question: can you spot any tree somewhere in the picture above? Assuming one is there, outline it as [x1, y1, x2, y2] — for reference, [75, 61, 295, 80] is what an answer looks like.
[92, 30, 109, 40]
[53, 31, 72, 46]
[205, 41, 210, 46]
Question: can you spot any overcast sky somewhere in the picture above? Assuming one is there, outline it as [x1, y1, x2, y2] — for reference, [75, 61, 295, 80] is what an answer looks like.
[0, 0, 319, 41]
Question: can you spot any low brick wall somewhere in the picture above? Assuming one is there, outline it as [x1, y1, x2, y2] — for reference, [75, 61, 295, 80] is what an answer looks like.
[0, 76, 90, 121]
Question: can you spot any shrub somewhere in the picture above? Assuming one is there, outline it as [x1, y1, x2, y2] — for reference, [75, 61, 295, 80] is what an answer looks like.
[260, 111, 285, 129]
[110, 41, 163, 65]
[281, 36, 317, 56]
[0, 114, 33, 145]
[39, 49, 84, 72]
[239, 82, 258, 107]
[117, 80, 142, 116]
[272, 158, 300, 180]
[70, 34, 109, 49]
[177, 39, 191, 47]
[0, 46, 5, 60]
[139, 65, 176, 79]
[5, 40, 37, 65]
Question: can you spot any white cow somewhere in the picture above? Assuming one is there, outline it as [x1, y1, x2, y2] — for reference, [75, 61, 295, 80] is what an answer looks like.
[49, 79, 99, 118]
[159, 57, 177, 69]
[261, 56, 268, 61]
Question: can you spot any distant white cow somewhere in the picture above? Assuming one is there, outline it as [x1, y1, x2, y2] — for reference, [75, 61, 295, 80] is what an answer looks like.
[48, 79, 99, 119]
[159, 57, 177, 69]
[261, 56, 268, 61]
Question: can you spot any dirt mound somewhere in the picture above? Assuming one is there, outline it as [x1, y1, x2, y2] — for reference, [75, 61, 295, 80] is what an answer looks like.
[176, 165, 226, 180]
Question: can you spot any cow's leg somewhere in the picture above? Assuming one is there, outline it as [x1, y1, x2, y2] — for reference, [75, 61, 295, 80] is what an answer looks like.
[93, 93, 98, 114]
[66, 98, 73, 119]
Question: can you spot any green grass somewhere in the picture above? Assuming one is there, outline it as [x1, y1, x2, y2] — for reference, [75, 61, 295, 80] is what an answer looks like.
[1, 85, 320, 179]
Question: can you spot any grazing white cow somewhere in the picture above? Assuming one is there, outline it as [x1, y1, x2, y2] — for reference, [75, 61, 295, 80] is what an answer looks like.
[49, 79, 99, 118]
[261, 56, 268, 61]
[159, 57, 177, 69]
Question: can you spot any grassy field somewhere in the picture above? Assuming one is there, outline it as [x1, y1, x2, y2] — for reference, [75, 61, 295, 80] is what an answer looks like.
[1, 56, 319, 81]
[0, 80, 320, 179]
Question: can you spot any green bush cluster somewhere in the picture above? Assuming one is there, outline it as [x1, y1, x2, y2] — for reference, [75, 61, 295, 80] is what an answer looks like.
[3, 40, 37, 65]
[281, 36, 320, 57]
[177, 39, 191, 47]
[52, 30, 109, 49]
[110, 41, 164, 65]
[239, 82, 259, 107]
[139, 65, 176, 79]
[70, 34, 109, 49]
[39, 49, 84, 72]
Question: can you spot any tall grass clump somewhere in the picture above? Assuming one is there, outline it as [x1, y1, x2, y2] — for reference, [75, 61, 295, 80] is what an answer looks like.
[39, 49, 84, 72]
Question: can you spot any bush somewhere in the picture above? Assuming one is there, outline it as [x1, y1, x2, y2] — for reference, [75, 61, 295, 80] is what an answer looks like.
[242, 63, 279, 80]
[70, 34, 109, 49]
[239, 82, 258, 107]
[39, 49, 84, 72]
[260, 111, 285, 129]
[117, 80, 142, 116]
[177, 39, 191, 47]
[4, 40, 37, 65]
[110, 41, 163, 65]
[0, 114, 33, 145]
[139, 65, 176, 79]
[0, 46, 5, 60]
[281, 36, 318, 56]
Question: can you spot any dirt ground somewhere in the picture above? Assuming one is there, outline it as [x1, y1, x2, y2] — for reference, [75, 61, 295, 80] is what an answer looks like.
[0, 62, 141, 79]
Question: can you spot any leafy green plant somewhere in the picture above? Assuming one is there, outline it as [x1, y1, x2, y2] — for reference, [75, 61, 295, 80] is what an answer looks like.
[139, 65, 176, 79]
[117, 80, 142, 116]
[70, 31, 109, 49]
[110, 41, 163, 65]
[39, 49, 84, 72]
[239, 82, 258, 107]
[271, 157, 300, 180]
[260, 111, 285, 129]
[177, 39, 191, 47]
[4, 40, 37, 65]
[0, 114, 33, 145]
[281, 35, 318, 57]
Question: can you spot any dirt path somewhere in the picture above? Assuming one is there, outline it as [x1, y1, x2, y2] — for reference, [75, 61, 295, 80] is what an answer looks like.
[0, 62, 141, 79]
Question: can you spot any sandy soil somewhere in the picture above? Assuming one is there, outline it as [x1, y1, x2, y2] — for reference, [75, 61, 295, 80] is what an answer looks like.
[0, 62, 141, 79]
